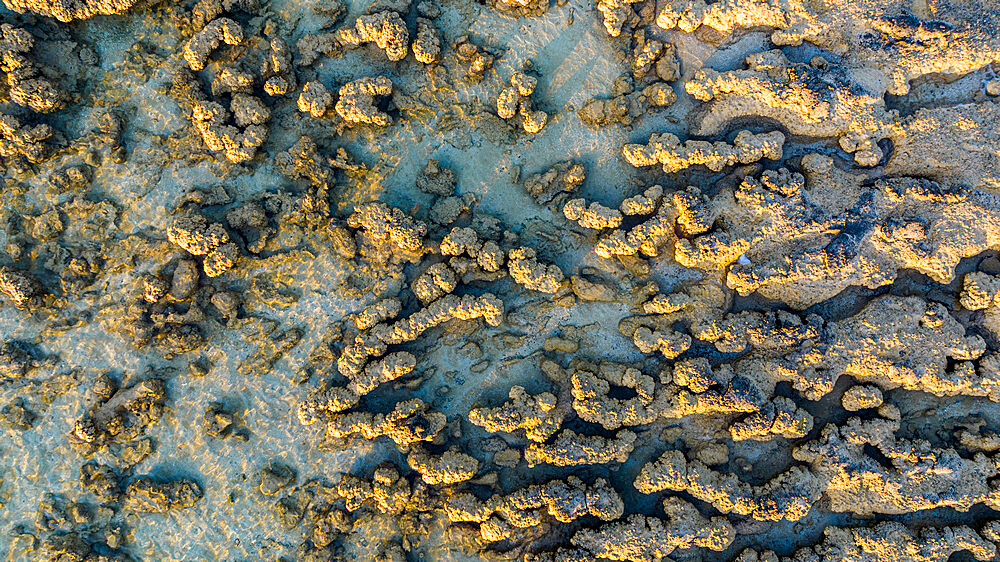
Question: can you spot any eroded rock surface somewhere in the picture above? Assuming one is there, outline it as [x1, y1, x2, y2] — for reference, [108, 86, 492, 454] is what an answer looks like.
[4, 0, 1000, 559]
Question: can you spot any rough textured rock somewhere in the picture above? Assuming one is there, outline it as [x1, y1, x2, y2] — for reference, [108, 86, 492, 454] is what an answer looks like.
[470, 383, 566, 442]
[184, 18, 244, 71]
[524, 429, 636, 467]
[570, 497, 734, 561]
[623, 131, 784, 174]
[3, 0, 137, 20]
[336, 76, 393, 126]
[676, 157, 1000, 308]
[336, 11, 409, 62]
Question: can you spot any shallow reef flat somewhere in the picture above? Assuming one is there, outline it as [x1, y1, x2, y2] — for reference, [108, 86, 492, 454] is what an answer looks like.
[4, 0, 1000, 560]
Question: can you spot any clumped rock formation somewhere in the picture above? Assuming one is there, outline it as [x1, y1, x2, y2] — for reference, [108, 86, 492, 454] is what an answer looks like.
[508, 247, 564, 293]
[0, 266, 43, 308]
[445, 475, 623, 542]
[787, 522, 996, 561]
[579, 79, 676, 127]
[297, 81, 333, 118]
[192, 99, 268, 163]
[596, 0, 643, 37]
[673, 157, 1000, 308]
[728, 396, 812, 441]
[406, 446, 478, 485]
[685, 51, 893, 166]
[789, 296, 994, 400]
[0, 113, 53, 163]
[261, 37, 296, 96]
[9, 0, 1000, 559]
[440, 226, 506, 274]
[563, 198, 622, 230]
[347, 200, 427, 260]
[296, 32, 341, 66]
[167, 214, 240, 277]
[523, 161, 585, 208]
[496, 71, 548, 134]
[71, 377, 167, 454]
[184, 18, 244, 71]
[411, 262, 457, 303]
[336, 76, 394, 126]
[568, 498, 734, 561]
[338, 464, 411, 513]
[637, 406, 1000, 523]
[171, 13, 283, 165]
[0, 25, 67, 113]
[325, 398, 447, 451]
[524, 429, 636, 467]
[372, 292, 505, 341]
[841, 384, 883, 411]
[469, 360, 570, 441]
[960, 269, 1000, 340]
[570, 359, 666, 430]
[453, 35, 495, 81]
[336, 11, 409, 61]
[413, 6, 442, 64]
[354, 298, 402, 330]
[655, 0, 1000, 97]
[635, 448, 821, 521]
[125, 477, 203, 512]
[488, 0, 547, 17]
[3, 0, 137, 20]
[623, 130, 784, 174]
[172, 63, 269, 163]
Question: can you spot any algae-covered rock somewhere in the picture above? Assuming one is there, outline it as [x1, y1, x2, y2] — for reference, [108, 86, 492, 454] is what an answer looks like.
[9, 0, 1000, 559]
[124, 477, 203, 512]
